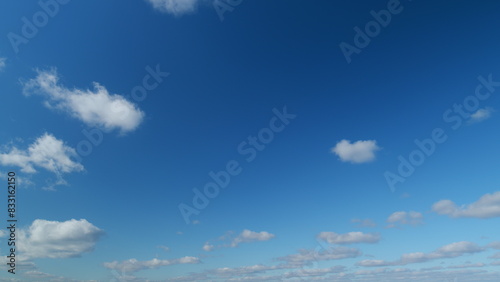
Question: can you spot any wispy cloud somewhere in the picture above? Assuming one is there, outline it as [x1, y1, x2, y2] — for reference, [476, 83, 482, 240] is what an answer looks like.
[468, 107, 493, 124]
[104, 257, 200, 274]
[22, 69, 145, 134]
[357, 241, 484, 267]
[331, 139, 380, 163]
[351, 218, 377, 228]
[146, 0, 201, 16]
[0, 57, 6, 71]
[203, 229, 275, 251]
[317, 231, 380, 244]
[432, 191, 500, 219]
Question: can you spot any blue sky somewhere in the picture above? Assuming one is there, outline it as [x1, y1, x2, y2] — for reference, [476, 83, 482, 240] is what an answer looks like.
[1, 0, 500, 281]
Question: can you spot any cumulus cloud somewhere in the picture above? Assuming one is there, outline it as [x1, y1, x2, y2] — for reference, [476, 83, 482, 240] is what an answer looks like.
[432, 191, 500, 219]
[386, 211, 423, 228]
[356, 241, 484, 267]
[146, 0, 201, 15]
[468, 107, 493, 124]
[0, 133, 83, 174]
[317, 231, 380, 244]
[104, 257, 200, 274]
[22, 69, 144, 134]
[18, 219, 104, 259]
[277, 247, 361, 264]
[331, 139, 380, 163]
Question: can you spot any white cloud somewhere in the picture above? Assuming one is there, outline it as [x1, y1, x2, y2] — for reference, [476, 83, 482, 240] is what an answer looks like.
[23, 69, 144, 134]
[104, 257, 200, 274]
[386, 211, 423, 228]
[203, 242, 214, 252]
[277, 247, 361, 264]
[0, 133, 83, 174]
[357, 241, 484, 267]
[230, 229, 275, 247]
[317, 231, 380, 244]
[432, 191, 500, 219]
[351, 218, 377, 228]
[146, 0, 200, 16]
[468, 107, 493, 124]
[18, 219, 104, 259]
[331, 139, 380, 163]
[0, 57, 6, 71]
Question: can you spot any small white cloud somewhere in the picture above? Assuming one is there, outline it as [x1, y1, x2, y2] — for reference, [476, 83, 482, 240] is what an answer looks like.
[18, 219, 104, 259]
[0, 133, 83, 174]
[104, 257, 200, 274]
[23, 69, 144, 134]
[386, 211, 423, 228]
[230, 229, 275, 247]
[331, 139, 380, 163]
[202, 242, 214, 252]
[192, 220, 201, 224]
[469, 107, 493, 124]
[317, 231, 380, 244]
[146, 0, 200, 16]
[432, 191, 500, 219]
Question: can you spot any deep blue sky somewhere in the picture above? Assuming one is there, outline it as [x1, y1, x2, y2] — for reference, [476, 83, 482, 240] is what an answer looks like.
[1, 0, 500, 281]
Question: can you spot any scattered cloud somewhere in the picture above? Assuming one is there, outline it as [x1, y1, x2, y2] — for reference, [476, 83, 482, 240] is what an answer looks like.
[356, 241, 484, 267]
[230, 229, 275, 247]
[22, 69, 145, 134]
[351, 218, 377, 228]
[468, 107, 493, 124]
[146, 0, 201, 16]
[386, 211, 423, 228]
[447, 263, 485, 269]
[432, 191, 500, 219]
[0, 133, 83, 174]
[18, 219, 104, 259]
[277, 247, 361, 264]
[331, 139, 380, 163]
[104, 257, 200, 274]
[317, 231, 380, 244]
